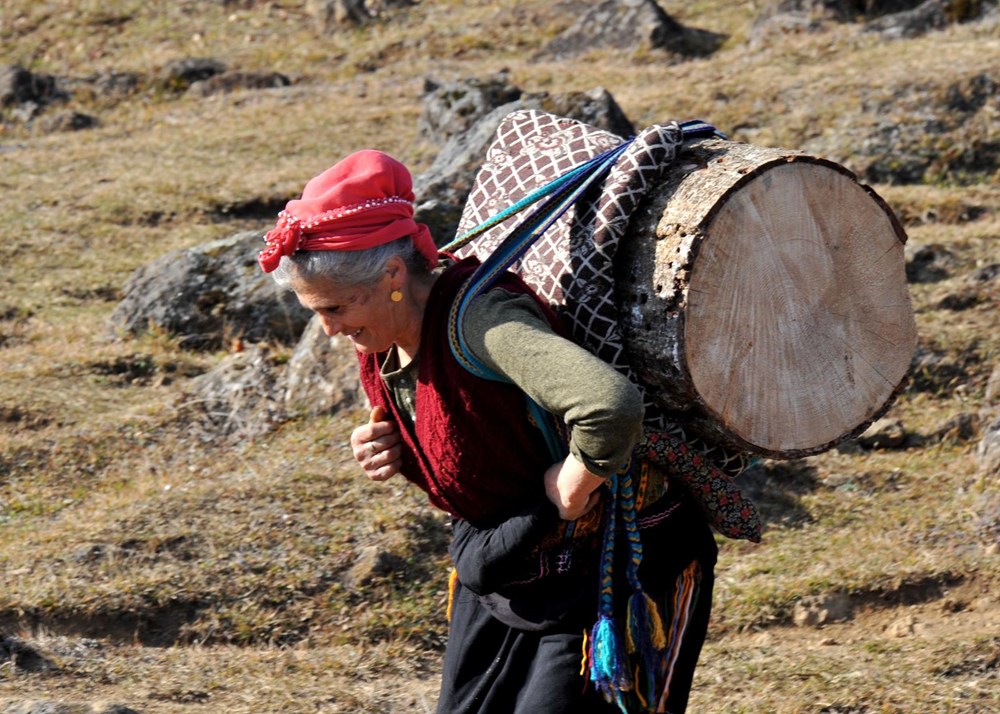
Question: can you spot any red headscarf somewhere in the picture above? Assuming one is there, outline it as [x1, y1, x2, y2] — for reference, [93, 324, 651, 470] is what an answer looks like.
[258, 149, 438, 273]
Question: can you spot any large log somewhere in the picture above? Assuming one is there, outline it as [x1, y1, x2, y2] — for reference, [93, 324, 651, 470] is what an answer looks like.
[615, 139, 917, 458]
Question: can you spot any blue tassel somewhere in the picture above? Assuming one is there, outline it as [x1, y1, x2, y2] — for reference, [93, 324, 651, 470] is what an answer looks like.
[589, 614, 631, 713]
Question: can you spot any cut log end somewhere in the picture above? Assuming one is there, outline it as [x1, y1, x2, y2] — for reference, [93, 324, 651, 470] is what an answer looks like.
[685, 160, 916, 453]
[618, 142, 917, 458]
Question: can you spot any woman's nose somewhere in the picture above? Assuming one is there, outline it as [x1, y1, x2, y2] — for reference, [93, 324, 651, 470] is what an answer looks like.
[319, 315, 340, 336]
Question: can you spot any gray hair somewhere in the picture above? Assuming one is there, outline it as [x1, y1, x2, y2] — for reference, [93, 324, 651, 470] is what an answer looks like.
[270, 236, 430, 290]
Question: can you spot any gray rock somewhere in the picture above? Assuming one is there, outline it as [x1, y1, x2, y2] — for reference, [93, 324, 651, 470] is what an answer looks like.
[0, 636, 57, 673]
[857, 417, 908, 449]
[772, 1, 923, 22]
[418, 72, 523, 145]
[985, 363, 1000, 405]
[0, 65, 62, 107]
[792, 591, 853, 627]
[905, 243, 956, 284]
[414, 87, 634, 243]
[909, 346, 968, 394]
[974, 488, 1000, 547]
[180, 345, 286, 442]
[109, 230, 312, 350]
[1, 705, 139, 714]
[799, 70, 998, 185]
[345, 545, 396, 587]
[932, 411, 980, 443]
[36, 111, 98, 133]
[865, 0, 997, 38]
[306, 0, 371, 31]
[538, 0, 726, 61]
[283, 316, 366, 418]
[160, 57, 226, 91]
[2, 704, 83, 714]
[187, 71, 291, 98]
[977, 413, 1000, 475]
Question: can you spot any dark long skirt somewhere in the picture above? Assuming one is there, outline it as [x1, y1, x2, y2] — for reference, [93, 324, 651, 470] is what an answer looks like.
[436, 500, 718, 714]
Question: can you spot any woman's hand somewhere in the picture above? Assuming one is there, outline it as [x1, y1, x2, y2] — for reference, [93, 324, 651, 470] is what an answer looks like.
[351, 405, 403, 482]
[543, 455, 605, 521]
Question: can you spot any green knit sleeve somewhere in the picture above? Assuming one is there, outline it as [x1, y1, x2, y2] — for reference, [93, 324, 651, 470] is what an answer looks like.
[461, 288, 643, 477]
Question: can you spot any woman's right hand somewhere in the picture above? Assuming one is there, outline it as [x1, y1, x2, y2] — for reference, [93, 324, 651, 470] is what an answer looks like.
[543, 455, 605, 521]
[351, 405, 403, 482]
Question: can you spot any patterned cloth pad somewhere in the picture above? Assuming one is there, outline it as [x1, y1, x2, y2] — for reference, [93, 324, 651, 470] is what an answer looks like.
[454, 110, 762, 542]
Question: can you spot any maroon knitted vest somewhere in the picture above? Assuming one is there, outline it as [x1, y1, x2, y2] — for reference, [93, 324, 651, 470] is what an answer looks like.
[357, 257, 566, 527]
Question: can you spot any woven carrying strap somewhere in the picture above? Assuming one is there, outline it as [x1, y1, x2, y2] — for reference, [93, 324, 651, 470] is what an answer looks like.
[453, 110, 761, 544]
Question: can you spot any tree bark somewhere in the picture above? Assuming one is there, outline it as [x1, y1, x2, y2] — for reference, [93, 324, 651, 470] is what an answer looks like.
[616, 139, 917, 458]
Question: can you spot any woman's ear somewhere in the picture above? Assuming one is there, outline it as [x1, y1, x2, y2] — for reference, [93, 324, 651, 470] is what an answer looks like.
[384, 255, 407, 284]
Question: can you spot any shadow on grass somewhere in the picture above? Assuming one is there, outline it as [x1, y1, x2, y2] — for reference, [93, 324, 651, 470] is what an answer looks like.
[737, 459, 819, 529]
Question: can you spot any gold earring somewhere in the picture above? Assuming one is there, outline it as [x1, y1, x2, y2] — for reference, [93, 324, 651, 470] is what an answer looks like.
[390, 290, 403, 303]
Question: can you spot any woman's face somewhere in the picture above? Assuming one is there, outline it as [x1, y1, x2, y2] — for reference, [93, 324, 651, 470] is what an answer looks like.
[293, 273, 401, 354]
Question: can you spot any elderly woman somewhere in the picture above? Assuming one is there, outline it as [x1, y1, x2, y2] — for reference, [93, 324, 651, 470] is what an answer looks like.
[260, 149, 720, 714]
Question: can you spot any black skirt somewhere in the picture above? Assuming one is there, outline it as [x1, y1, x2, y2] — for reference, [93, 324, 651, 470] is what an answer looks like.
[436, 499, 718, 714]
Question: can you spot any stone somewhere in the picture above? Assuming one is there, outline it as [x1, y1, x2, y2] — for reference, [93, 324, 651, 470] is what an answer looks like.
[160, 57, 227, 91]
[306, 0, 371, 32]
[0, 636, 57, 673]
[345, 545, 394, 587]
[414, 87, 634, 243]
[792, 592, 853, 627]
[0, 65, 62, 107]
[538, 0, 726, 61]
[931, 411, 980, 443]
[109, 230, 312, 350]
[984, 363, 1000, 405]
[976, 413, 1000, 476]
[905, 243, 956, 283]
[283, 316, 367, 418]
[418, 72, 523, 145]
[865, 0, 996, 38]
[187, 71, 291, 98]
[36, 111, 98, 133]
[857, 418, 908, 450]
[885, 613, 917, 637]
[0, 704, 139, 714]
[908, 346, 967, 394]
[973, 489, 1000, 547]
[180, 345, 285, 442]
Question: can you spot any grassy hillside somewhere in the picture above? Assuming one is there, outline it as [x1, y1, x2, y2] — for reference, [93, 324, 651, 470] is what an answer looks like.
[1, 1, 998, 712]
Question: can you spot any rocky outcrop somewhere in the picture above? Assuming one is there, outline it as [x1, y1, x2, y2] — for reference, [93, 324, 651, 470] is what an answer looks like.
[0, 64, 63, 107]
[414, 85, 634, 243]
[865, 0, 999, 38]
[306, 0, 372, 31]
[978, 364, 1000, 476]
[978, 414, 1000, 475]
[159, 57, 226, 92]
[178, 318, 366, 442]
[283, 317, 366, 418]
[108, 231, 312, 350]
[537, 0, 726, 61]
[180, 345, 286, 442]
[186, 71, 291, 98]
[418, 72, 523, 146]
[1, 703, 140, 714]
[0, 635, 56, 673]
[801, 71, 999, 185]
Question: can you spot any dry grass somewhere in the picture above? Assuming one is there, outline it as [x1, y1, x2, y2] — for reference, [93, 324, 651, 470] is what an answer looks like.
[2, 0, 999, 711]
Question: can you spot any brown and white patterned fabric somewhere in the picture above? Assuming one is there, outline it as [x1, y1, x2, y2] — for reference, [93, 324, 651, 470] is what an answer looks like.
[455, 110, 762, 542]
